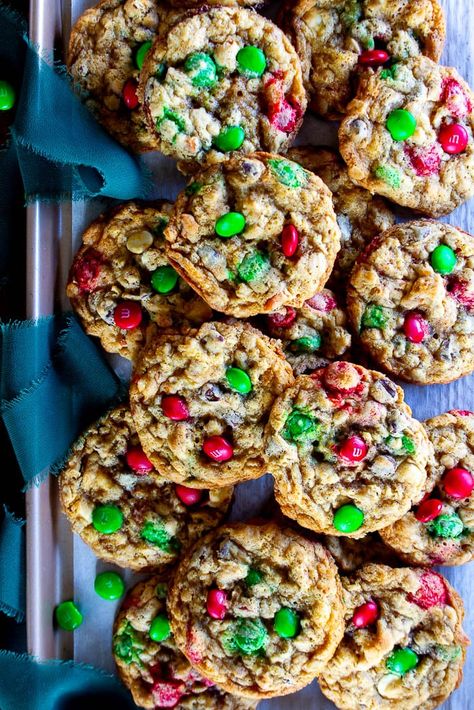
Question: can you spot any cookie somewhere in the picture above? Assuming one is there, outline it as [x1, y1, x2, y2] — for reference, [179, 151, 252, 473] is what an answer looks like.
[339, 56, 474, 216]
[68, 0, 177, 152]
[138, 8, 306, 165]
[266, 361, 432, 537]
[59, 405, 233, 571]
[129, 320, 294, 488]
[168, 522, 344, 698]
[283, 0, 445, 119]
[67, 202, 212, 360]
[164, 153, 341, 317]
[113, 576, 256, 709]
[263, 290, 352, 375]
[322, 533, 399, 573]
[380, 410, 474, 567]
[347, 221, 474, 385]
[319, 564, 469, 710]
[287, 146, 396, 287]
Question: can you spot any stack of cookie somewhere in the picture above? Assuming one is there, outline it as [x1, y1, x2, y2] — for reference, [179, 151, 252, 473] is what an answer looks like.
[60, 0, 474, 708]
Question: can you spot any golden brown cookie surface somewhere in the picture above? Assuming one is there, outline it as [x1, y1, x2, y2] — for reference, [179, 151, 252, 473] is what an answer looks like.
[67, 202, 212, 361]
[319, 564, 469, 710]
[168, 522, 344, 698]
[283, 0, 445, 118]
[59, 405, 233, 571]
[130, 320, 294, 488]
[164, 153, 341, 317]
[339, 56, 474, 216]
[139, 8, 306, 165]
[347, 221, 474, 385]
[266, 362, 432, 537]
[381, 410, 474, 566]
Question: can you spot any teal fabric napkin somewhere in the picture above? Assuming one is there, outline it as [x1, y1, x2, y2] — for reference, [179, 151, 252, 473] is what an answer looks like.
[0, 314, 124, 486]
[0, 508, 25, 622]
[0, 651, 136, 710]
[1, 2, 152, 208]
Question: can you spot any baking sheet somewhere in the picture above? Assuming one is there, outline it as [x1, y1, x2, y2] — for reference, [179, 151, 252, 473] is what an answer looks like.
[27, 0, 474, 706]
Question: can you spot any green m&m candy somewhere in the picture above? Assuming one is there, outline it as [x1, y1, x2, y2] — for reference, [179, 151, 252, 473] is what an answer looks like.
[290, 335, 321, 353]
[151, 265, 179, 293]
[373, 164, 401, 189]
[214, 125, 245, 152]
[226, 366, 252, 394]
[333, 504, 364, 533]
[361, 304, 389, 329]
[55, 600, 83, 631]
[184, 52, 218, 88]
[135, 41, 152, 70]
[237, 251, 270, 282]
[149, 613, 171, 642]
[386, 647, 419, 675]
[94, 571, 125, 601]
[92, 505, 123, 534]
[237, 46, 267, 77]
[268, 158, 308, 188]
[428, 512, 464, 539]
[0, 80, 15, 111]
[274, 608, 300, 639]
[386, 109, 417, 141]
[430, 244, 457, 274]
[245, 568, 263, 586]
[233, 618, 268, 654]
[215, 212, 246, 237]
[283, 408, 320, 443]
[141, 519, 181, 553]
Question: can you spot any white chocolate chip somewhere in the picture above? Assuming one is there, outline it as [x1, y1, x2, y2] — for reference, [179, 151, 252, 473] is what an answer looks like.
[127, 229, 154, 254]
[377, 673, 404, 699]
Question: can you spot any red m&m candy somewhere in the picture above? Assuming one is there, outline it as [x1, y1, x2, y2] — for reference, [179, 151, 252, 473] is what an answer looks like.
[403, 312, 429, 343]
[443, 467, 474, 499]
[269, 99, 300, 133]
[207, 589, 228, 619]
[414, 497, 443, 522]
[408, 571, 448, 609]
[125, 446, 153, 474]
[122, 78, 139, 110]
[175, 485, 203, 506]
[438, 123, 469, 154]
[161, 395, 189, 421]
[352, 600, 379, 628]
[281, 224, 299, 257]
[306, 292, 336, 312]
[358, 49, 389, 67]
[113, 301, 142, 329]
[338, 435, 368, 463]
[267, 307, 296, 329]
[202, 436, 233, 462]
[151, 680, 185, 708]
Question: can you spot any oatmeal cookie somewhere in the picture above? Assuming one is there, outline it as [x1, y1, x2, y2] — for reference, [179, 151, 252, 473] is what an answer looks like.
[339, 56, 474, 216]
[263, 290, 352, 375]
[381, 410, 474, 567]
[68, 0, 178, 152]
[287, 146, 396, 286]
[319, 564, 469, 710]
[266, 361, 432, 537]
[168, 522, 344, 698]
[283, 0, 445, 119]
[67, 202, 212, 361]
[347, 221, 474, 385]
[138, 8, 306, 165]
[113, 576, 256, 709]
[59, 405, 233, 571]
[129, 320, 294, 488]
[164, 154, 341, 317]
[322, 533, 399, 573]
